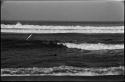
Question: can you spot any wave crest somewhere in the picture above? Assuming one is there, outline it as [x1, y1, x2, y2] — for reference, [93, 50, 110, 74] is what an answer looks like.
[1, 23, 124, 33]
[1, 66, 124, 76]
[57, 43, 124, 50]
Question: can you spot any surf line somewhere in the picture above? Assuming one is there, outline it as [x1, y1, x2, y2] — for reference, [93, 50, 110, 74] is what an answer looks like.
[26, 34, 32, 40]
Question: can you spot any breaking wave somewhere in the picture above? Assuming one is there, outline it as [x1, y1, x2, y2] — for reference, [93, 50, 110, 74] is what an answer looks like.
[1, 66, 124, 76]
[1, 23, 124, 33]
[57, 43, 124, 50]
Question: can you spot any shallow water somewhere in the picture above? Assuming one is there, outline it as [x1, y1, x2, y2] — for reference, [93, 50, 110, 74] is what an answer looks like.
[1, 23, 124, 76]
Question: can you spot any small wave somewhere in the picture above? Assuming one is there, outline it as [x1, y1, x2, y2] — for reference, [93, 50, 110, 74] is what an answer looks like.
[1, 23, 124, 33]
[1, 66, 124, 76]
[57, 43, 124, 50]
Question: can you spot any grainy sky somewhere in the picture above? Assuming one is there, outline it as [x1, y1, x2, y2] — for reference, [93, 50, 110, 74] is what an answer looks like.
[1, 0, 124, 21]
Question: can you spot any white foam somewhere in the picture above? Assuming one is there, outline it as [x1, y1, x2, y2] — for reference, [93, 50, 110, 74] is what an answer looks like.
[57, 43, 124, 50]
[1, 23, 124, 33]
[1, 66, 124, 76]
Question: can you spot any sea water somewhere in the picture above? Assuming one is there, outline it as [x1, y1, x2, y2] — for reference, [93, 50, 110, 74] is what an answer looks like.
[1, 22, 124, 76]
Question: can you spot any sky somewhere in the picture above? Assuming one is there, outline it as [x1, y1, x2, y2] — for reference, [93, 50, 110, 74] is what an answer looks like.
[1, 0, 124, 22]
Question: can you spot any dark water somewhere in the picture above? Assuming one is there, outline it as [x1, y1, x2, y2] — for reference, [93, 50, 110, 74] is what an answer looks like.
[1, 22, 124, 79]
[1, 76, 124, 81]
[1, 21, 124, 26]
[1, 33, 124, 44]
[1, 33, 124, 68]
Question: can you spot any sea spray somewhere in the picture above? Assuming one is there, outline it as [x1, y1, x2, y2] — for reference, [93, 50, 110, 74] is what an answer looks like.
[1, 66, 124, 76]
[57, 43, 124, 50]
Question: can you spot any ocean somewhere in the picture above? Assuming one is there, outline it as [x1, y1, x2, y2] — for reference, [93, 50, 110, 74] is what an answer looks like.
[1, 21, 124, 81]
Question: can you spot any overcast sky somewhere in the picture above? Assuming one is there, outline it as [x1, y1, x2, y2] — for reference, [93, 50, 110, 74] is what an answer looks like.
[1, 0, 124, 22]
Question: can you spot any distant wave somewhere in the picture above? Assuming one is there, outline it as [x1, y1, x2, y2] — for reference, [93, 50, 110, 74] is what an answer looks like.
[1, 66, 124, 76]
[57, 43, 124, 50]
[1, 23, 124, 33]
